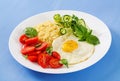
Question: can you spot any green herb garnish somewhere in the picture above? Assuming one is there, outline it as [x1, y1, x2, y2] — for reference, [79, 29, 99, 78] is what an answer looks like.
[53, 14, 100, 45]
[86, 35, 100, 45]
[60, 59, 69, 68]
[46, 46, 53, 55]
[25, 27, 38, 38]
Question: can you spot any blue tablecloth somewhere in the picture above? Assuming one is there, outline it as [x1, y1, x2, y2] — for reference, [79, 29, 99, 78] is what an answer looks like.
[0, 0, 120, 81]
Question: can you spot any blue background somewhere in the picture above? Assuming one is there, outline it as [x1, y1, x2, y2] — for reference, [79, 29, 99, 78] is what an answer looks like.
[0, 0, 120, 81]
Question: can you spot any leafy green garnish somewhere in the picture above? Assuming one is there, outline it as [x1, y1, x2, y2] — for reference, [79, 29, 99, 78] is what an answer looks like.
[25, 27, 38, 38]
[86, 35, 100, 45]
[72, 14, 79, 22]
[78, 19, 86, 27]
[46, 46, 53, 55]
[60, 59, 69, 68]
[53, 14, 100, 45]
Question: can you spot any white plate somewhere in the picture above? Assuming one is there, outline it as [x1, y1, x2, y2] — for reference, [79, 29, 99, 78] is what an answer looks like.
[9, 10, 112, 74]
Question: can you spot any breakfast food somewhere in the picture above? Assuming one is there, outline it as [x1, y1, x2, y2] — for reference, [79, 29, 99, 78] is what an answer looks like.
[19, 14, 100, 69]
[35, 21, 61, 45]
[52, 35, 95, 65]
[19, 27, 68, 68]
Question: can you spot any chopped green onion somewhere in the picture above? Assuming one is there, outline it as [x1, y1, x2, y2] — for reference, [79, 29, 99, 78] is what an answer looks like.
[60, 28, 67, 35]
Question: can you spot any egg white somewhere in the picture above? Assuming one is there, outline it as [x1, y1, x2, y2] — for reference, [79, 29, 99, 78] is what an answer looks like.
[52, 35, 95, 65]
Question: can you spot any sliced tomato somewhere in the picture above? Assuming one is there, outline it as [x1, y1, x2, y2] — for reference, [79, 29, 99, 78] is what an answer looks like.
[49, 58, 63, 68]
[43, 51, 47, 54]
[38, 53, 51, 68]
[19, 34, 28, 44]
[28, 51, 41, 56]
[25, 36, 38, 45]
[52, 51, 61, 60]
[36, 42, 48, 51]
[21, 46, 35, 54]
[28, 55, 38, 62]
[22, 44, 28, 48]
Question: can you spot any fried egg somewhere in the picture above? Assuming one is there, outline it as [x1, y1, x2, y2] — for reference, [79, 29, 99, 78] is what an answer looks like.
[52, 35, 95, 65]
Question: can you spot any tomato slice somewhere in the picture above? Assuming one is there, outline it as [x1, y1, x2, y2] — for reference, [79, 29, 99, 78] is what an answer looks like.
[49, 58, 63, 68]
[21, 46, 35, 54]
[52, 51, 61, 60]
[25, 36, 38, 45]
[36, 42, 48, 51]
[28, 55, 38, 62]
[19, 34, 28, 44]
[21, 44, 27, 49]
[38, 53, 51, 68]
[28, 51, 41, 56]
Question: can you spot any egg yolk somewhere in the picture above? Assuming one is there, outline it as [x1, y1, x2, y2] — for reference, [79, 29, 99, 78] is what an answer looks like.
[62, 40, 78, 52]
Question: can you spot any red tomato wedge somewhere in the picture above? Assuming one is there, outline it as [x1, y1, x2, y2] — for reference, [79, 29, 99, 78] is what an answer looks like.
[28, 51, 41, 56]
[28, 55, 38, 62]
[49, 58, 63, 68]
[38, 53, 51, 68]
[22, 44, 27, 48]
[19, 32, 64, 69]
[19, 34, 28, 44]
[21, 46, 35, 54]
[25, 36, 38, 45]
[36, 42, 48, 51]
[52, 51, 61, 60]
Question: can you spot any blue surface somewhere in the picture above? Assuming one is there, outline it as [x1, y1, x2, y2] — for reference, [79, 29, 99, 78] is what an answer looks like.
[0, 0, 120, 81]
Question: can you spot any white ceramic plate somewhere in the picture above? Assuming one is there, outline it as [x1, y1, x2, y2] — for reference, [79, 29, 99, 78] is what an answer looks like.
[9, 10, 112, 74]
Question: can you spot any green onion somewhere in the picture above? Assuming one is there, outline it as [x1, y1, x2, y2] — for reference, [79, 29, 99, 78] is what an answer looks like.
[60, 28, 67, 35]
